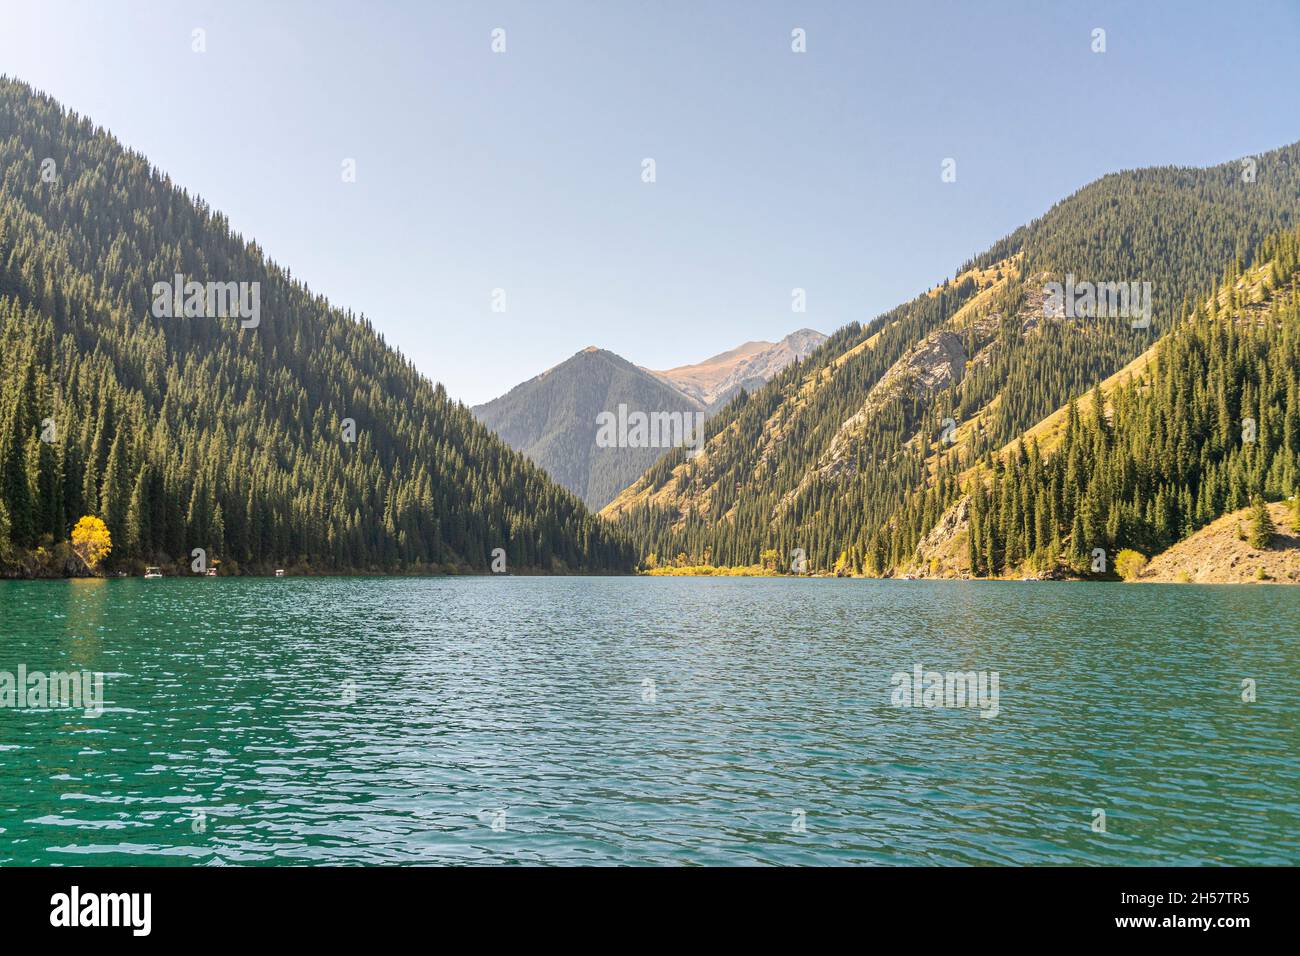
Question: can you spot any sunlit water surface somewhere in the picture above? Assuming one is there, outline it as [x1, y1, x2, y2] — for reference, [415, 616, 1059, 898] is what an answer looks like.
[1, 577, 1296, 865]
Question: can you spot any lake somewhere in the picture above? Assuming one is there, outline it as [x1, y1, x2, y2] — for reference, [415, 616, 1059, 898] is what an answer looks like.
[0, 577, 1296, 865]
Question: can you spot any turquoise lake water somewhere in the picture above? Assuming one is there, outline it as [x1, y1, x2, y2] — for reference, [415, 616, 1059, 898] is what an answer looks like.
[0, 577, 1296, 865]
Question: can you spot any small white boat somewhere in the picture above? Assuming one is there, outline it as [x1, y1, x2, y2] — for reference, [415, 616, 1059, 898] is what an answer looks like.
[274, 569, 285, 577]
[144, 566, 163, 579]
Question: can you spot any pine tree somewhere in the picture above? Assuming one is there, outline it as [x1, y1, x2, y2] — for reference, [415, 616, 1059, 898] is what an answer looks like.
[0, 79, 634, 576]
[1248, 495, 1276, 549]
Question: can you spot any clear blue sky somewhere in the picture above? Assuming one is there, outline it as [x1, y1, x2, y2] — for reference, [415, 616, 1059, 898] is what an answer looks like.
[2, 0, 1297, 405]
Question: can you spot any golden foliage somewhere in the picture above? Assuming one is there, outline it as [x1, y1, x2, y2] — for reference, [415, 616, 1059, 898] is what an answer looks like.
[1114, 548, 1147, 582]
[71, 515, 112, 571]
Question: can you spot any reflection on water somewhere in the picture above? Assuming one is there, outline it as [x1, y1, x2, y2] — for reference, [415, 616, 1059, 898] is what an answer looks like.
[61, 577, 110, 671]
[0, 577, 1297, 865]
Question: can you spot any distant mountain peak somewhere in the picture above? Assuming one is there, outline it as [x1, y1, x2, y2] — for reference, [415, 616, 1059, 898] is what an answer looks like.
[472, 329, 825, 509]
[783, 328, 826, 345]
[472, 346, 703, 509]
[648, 328, 827, 408]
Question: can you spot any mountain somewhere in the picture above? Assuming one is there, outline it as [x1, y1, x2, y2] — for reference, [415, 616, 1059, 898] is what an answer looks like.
[472, 348, 706, 510]
[0, 77, 633, 575]
[604, 142, 1300, 574]
[473, 330, 821, 509]
[911, 228, 1300, 580]
[647, 329, 826, 410]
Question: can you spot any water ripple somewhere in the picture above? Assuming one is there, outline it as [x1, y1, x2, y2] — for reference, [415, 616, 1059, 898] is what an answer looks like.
[0, 577, 1296, 865]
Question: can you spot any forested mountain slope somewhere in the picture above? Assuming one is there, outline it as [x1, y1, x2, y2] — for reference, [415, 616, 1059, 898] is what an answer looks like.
[605, 143, 1300, 572]
[474, 330, 824, 510]
[915, 229, 1300, 579]
[0, 77, 632, 575]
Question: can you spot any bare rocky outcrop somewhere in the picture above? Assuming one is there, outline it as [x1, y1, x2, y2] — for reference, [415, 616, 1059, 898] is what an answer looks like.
[909, 495, 972, 576]
[810, 330, 968, 480]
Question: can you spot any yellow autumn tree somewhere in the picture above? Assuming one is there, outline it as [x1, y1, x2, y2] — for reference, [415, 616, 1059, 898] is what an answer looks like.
[1114, 548, 1147, 582]
[71, 515, 112, 572]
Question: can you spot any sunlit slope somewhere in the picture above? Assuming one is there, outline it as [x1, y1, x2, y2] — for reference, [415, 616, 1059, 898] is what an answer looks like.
[606, 143, 1300, 574]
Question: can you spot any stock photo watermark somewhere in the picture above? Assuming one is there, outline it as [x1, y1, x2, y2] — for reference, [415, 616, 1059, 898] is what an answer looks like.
[0, 666, 105, 716]
[151, 274, 261, 328]
[50, 887, 151, 936]
[595, 405, 705, 456]
[1043, 275, 1152, 329]
[890, 665, 1000, 718]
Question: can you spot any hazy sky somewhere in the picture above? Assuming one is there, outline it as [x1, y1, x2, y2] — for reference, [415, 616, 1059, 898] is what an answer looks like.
[2, 0, 1297, 405]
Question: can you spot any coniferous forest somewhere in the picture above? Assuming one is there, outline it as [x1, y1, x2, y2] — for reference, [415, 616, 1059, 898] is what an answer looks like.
[0, 78, 634, 575]
[2, 73, 1298, 583]
[966, 229, 1300, 578]
[607, 143, 1300, 576]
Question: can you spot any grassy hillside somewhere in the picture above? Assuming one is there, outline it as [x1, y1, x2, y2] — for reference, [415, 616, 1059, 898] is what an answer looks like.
[606, 142, 1300, 574]
[1137, 501, 1299, 584]
[925, 227, 1300, 580]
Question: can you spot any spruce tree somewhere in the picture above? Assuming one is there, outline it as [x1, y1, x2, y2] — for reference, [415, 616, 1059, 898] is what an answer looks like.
[1248, 495, 1276, 549]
